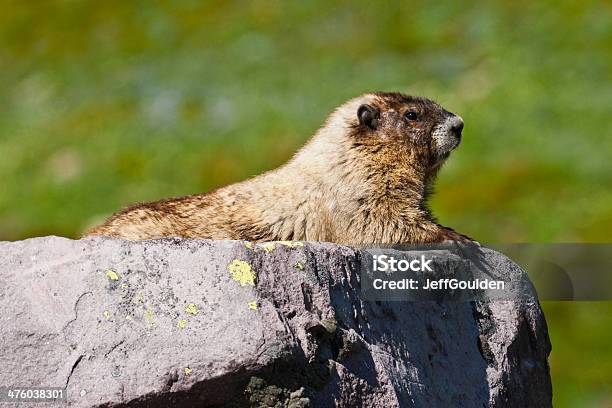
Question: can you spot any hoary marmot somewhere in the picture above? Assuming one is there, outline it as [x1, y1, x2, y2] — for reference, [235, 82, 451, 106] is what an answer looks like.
[86, 92, 472, 245]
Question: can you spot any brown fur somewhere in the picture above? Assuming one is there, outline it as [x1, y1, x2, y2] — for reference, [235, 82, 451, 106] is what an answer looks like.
[86, 92, 472, 245]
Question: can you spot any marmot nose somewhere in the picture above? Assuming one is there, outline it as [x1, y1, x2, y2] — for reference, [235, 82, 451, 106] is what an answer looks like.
[449, 116, 464, 138]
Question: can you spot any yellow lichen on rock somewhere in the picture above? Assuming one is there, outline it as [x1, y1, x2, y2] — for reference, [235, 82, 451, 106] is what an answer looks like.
[295, 261, 305, 270]
[245, 242, 254, 249]
[177, 319, 187, 329]
[260, 242, 276, 253]
[144, 308, 155, 326]
[248, 301, 258, 310]
[185, 303, 199, 315]
[184, 367, 193, 376]
[278, 241, 304, 248]
[228, 259, 256, 286]
[103, 310, 112, 320]
[105, 270, 119, 281]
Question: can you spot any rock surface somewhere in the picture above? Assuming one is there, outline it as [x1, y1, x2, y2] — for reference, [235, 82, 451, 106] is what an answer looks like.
[0, 237, 551, 407]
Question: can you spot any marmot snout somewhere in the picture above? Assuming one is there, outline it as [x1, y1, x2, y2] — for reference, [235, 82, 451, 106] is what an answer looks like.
[87, 92, 473, 245]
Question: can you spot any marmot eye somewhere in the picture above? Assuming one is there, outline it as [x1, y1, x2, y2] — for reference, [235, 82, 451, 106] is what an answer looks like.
[405, 111, 418, 121]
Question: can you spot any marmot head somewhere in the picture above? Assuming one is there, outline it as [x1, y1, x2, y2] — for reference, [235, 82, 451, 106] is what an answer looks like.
[344, 92, 464, 173]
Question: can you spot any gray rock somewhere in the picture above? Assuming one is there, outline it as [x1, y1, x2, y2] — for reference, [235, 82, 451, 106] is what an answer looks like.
[0, 237, 551, 407]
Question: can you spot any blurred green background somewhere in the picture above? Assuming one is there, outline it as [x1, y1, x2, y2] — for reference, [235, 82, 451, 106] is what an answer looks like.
[0, 1, 610, 405]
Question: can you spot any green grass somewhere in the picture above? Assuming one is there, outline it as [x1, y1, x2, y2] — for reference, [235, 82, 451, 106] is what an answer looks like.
[1, 1, 611, 406]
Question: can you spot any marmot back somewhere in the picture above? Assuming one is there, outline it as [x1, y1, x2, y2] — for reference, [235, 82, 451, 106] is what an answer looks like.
[86, 92, 472, 245]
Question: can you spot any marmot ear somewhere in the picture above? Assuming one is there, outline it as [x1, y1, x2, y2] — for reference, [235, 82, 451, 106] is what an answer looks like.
[357, 104, 379, 130]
